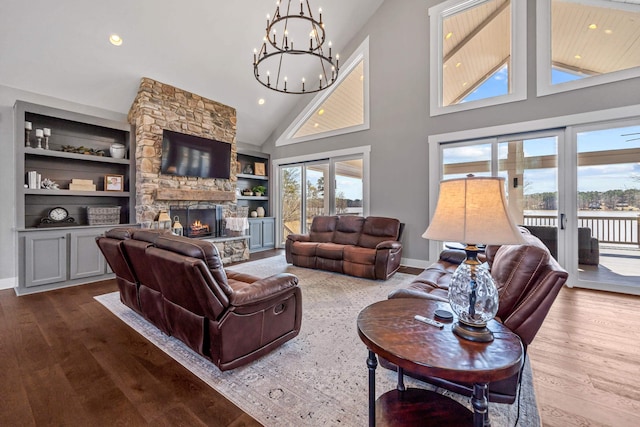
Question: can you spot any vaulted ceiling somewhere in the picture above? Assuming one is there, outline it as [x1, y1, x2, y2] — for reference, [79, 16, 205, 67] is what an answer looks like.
[0, 0, 384, 145]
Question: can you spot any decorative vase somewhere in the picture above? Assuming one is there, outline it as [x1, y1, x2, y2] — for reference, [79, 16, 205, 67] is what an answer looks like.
[110, 143, 126, 159]
[250, 211, 258, 218]
[256, 207, 265, 217]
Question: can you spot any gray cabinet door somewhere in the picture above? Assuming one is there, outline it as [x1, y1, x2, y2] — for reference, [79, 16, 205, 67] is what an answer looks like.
[70, 230, 106, 280]
[24, 232, 68, 288]
[249, 220, 263, 250]
[262, 218, 275, 249]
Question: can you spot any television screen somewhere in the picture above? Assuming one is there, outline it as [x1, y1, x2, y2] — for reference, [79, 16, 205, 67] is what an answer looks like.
[161, 129, 231, 179]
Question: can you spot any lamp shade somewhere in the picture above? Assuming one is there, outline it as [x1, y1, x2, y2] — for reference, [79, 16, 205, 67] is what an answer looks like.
[422, 176, 525, 246]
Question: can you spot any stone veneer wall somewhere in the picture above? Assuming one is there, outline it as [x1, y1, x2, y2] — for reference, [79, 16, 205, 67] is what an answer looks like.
[128, 77, 248, 261]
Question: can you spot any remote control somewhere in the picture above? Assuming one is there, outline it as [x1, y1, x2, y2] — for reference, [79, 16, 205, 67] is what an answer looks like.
[414, 315, 444, 328]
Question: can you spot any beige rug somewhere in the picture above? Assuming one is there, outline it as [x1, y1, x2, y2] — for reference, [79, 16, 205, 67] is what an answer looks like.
[95, 255, 540, 426]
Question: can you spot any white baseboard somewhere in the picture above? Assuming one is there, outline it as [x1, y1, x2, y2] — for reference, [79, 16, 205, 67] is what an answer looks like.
[400, 257, 432, 269]
[0, 276, 17, 291]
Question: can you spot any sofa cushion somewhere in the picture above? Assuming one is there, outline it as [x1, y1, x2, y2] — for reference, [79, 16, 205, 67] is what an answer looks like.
[491, 233, 549, 320]
[358, 217, 400, 249]
[154, 235, 231, 295]
[317, 242, 346, 260]
[309, 215, 338, 242]
[344, 245, 377, 265]
[290, 241, 319, 257]
[333, 216, 365, 245]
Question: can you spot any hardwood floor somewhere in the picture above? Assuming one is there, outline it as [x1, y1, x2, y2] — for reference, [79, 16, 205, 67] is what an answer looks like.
[1, 250, 638, 426]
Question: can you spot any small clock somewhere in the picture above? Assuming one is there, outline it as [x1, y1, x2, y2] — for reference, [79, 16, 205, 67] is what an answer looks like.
[49, 207, 69, 221]
[39, 207, 76, 227]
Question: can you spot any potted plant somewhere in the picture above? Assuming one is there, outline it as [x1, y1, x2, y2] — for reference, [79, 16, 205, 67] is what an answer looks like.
[252, 185, 267, 197]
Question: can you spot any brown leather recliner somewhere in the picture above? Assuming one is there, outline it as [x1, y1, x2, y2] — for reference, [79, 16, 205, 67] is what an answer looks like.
[386, 227, 568, 403]
[96, 228, 302, 371]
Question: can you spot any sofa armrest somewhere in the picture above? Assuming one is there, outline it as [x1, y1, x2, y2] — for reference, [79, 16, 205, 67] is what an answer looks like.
[375, 240, 402, 250]
[287, 234, 310, 242]
[229, 273, 299, 306]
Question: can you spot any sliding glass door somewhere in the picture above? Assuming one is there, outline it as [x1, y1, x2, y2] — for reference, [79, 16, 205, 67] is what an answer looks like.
[441, 132, 563, 264]
[573, 121, 640, 290]
[435, 119, 640, 294]
[278, 155, 364, 244]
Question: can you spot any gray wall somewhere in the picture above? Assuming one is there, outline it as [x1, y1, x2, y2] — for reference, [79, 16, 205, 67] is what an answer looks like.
[0, 85, 127, 286]
[260, 0, 640, 264]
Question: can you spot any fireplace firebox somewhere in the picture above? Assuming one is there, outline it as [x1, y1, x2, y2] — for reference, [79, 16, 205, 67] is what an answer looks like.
[169, 205, 223, 238]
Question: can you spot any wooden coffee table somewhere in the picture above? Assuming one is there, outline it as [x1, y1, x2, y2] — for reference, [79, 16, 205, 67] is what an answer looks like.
[357, 298, 524, 427]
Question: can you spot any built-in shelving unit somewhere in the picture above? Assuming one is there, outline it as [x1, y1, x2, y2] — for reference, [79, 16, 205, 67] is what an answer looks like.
[14, 100, 136, 294]
[16, 101, 135, 229]
[237, 150, 274, 252]
[236, 151, 270, 217]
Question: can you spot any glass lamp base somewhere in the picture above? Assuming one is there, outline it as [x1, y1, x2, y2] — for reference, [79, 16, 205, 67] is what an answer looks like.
[452, 321, 494, 343]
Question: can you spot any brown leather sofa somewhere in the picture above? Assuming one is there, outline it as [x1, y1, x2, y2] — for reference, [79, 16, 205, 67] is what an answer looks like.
[96, 228, 302, 371]
[386, 227, 568, 403]
[285, 215, 403, 280]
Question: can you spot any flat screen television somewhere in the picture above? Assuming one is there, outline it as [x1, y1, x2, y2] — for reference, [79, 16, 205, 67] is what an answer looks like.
[160, 129, 231, 179]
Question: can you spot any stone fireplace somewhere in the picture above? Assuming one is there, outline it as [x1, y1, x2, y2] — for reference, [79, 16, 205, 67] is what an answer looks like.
[128, 77, 248, 263]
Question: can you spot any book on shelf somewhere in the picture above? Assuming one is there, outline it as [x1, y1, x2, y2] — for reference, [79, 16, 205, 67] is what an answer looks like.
[68, 178, 96, 191]
[27, 171, 41, 189]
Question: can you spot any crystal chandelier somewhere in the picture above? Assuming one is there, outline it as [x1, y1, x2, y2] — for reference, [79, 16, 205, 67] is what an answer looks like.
[253, 0, 339, 94]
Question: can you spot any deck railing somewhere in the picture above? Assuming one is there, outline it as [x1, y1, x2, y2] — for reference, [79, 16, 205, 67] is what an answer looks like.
[523, 214, 640, 247]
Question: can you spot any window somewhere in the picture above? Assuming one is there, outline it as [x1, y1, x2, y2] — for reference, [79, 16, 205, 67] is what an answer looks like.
[428, 106, 640, 294]
[273, 146, 370, 245]
[537, 0, 640, 96]
[276, 38, 370, 146]
[429, 0, 526, 116]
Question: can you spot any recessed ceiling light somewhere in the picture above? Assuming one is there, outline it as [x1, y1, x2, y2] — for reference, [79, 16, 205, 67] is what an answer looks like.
[313, 123, 319, 128]
[445, 32, 453, 40]
[574, 54, 582, 60]
[318, 109, 325, 115]
[604, 29, 613, 35]
[258, 98, 265, 105]
[455, 62, 462, 68]
[588, 24, 597, 30]
[109, 34, 123, 46]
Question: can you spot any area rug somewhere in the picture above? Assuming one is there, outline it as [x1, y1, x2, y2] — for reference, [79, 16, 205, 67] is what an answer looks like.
[95, 255, 540, 426]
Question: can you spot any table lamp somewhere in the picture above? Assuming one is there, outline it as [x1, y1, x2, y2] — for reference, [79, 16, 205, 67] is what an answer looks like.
[422, 176, 525, 342]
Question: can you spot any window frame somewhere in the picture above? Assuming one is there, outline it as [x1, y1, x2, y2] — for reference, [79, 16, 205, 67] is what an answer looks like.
[429, 0, 527, 116]
[536, 0, 640, 97]
[275, 38, 370, 146]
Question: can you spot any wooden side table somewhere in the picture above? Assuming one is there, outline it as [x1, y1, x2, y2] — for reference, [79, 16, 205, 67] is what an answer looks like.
[357, 298, 523, 427]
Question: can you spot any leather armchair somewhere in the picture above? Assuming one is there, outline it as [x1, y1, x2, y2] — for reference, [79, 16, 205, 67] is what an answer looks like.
[386, 227, 568, 403]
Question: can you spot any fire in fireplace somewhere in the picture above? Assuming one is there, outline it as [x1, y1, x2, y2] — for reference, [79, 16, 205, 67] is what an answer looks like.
[190, 219, 210, 237]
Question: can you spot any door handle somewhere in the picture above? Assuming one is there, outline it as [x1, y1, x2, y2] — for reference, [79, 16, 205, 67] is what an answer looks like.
[560, 213, 567, 230]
